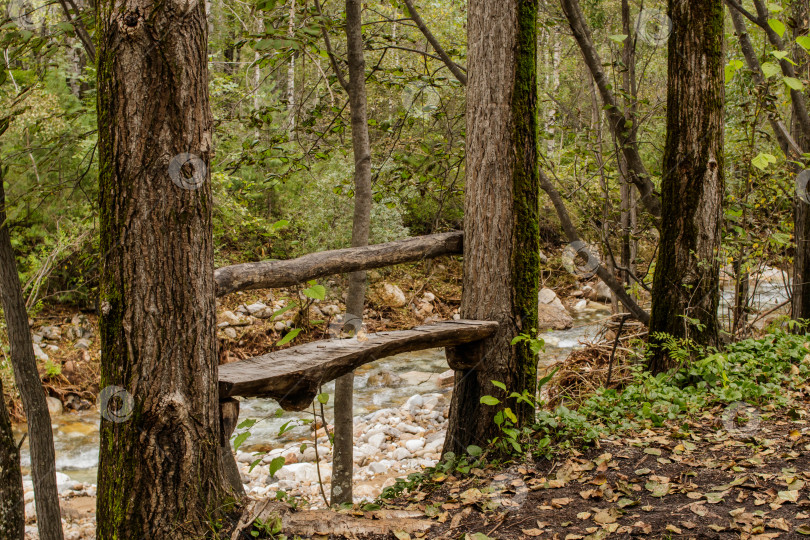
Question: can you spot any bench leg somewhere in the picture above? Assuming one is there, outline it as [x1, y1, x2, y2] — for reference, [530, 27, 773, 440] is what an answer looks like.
[219, 398, 245, 497]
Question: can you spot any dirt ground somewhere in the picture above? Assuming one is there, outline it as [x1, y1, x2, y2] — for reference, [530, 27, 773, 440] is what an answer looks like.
[269, 402, 810, 540]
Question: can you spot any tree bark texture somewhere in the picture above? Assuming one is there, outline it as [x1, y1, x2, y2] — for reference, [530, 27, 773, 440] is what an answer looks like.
[331, 0, 373, 506]
[790, 0, 810, 324]
[648, 0, 725, 373]
[0, 375, 24, 540]
[95, 0, 227, 535]
[0, 178, 63, 540]
[444, 0, 540, 454]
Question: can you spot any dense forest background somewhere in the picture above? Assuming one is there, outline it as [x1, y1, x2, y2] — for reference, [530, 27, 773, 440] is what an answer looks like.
[1, 0, 795, 320]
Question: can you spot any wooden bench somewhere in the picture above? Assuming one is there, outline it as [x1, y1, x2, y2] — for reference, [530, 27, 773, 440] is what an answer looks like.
[217, 319, 498, 494]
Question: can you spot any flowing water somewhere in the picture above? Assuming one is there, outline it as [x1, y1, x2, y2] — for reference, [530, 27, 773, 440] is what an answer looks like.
[14, 276, 788, 487]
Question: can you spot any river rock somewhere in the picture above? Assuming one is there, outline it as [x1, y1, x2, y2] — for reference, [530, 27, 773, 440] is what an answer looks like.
[585, 281, 612, 302]
[405, 439, 425, 453]
[74, 338, 92, 350]
[46, 396, 63, 415]
[422, 291, 436, 303]
[572, 299, 588, 312]
[380, 283, 407, 308]
[392, 447, 411, 460]
[32, 343, 49, 361]
[322, 304, 341, 316]
[245, 302, 268, 315]
[367, 370, 402, 387]
[367, 432, 386, 449]
[41, 325, 61, 341]
[403, 394, 423, 411]
[368, 461, 390, 475]
[538, 287, 573, 330]
[438, 369, 455, 387]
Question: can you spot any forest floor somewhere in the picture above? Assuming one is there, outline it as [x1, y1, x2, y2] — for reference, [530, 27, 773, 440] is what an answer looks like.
[261, 403, 810, 540]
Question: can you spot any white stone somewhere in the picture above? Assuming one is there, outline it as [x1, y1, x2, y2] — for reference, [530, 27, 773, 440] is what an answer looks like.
[367, 432, 386, 449]
[379, 283, 407, 308]
[245, 302, 268, 315]
[392, 447, 411, 460]
[224, 327, 237, 339]
[572, 299, 588, 312]
[405, 439, 425, 453]
[403, 394, 423, 411]
[32, 343, 49, 361]
[368, 461, 389, 475]
[45, 396, 62, 415]
[422, 292, 435, 302]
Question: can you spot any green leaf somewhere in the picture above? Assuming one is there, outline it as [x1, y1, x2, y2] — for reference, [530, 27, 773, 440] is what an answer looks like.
[232, 431, 250, 452]
[270, 303, 296, 321]
[797, 36, 810, 51]
[466, 445, 483, 457]
[784, 76, 804, 90]
[276, 327, 302, 346]
[480, 396, 500, 406]
[317, 392, 330, 404]
[725, 59, 744, 83]
[237, 418, 258, 430]
[609, 34, 628, 43]
[302, 284, 326, 300]
[752, 152, 777, 170]
[761, 62, 780, 78]
[491, 380, 507, 391]
[268, 456, 286, 476]
[768, 19, 786, 38]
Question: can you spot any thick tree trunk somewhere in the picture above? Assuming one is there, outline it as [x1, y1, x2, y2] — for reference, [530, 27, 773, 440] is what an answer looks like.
[95, 0, 227, 536]
[0, 377, 24, 540]
[331, 0, 373, 506]
[443, 0, 540, 454]
[647, 0, 725, 373]
[0, 177, 63, 540]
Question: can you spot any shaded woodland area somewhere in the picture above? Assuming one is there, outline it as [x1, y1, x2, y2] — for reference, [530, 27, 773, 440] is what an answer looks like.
[1, 0, 810, 538]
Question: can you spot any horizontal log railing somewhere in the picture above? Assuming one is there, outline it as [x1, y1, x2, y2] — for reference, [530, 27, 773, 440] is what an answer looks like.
[214, 231, 462, 297]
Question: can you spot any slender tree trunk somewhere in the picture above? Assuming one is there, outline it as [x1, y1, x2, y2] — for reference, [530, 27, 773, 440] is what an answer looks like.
[647, 0, 725, 373]
[0, 175, 63, 540]
[0, 372, 24, 539]
[443, 0, 540, 454]
[791, 0, 810, 323]
[619, 0, 638, 288]
[287, 0, 297, 134]
[95, 0, 227, 536]
[331, 0, 373, 506]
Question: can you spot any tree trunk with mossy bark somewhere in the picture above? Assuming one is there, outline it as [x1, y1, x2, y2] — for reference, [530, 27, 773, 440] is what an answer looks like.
[647, 0, 724, 373]
[443, 0, 540, 454]
[95, 0, 229, 536]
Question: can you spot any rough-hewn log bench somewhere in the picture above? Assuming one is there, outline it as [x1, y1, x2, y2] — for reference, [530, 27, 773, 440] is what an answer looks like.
[217, 319, 498, 494]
